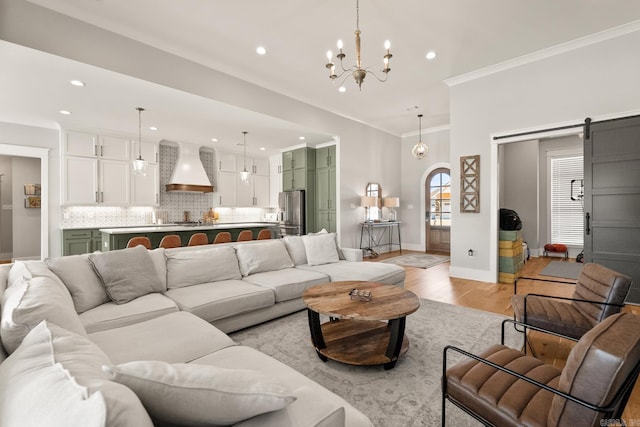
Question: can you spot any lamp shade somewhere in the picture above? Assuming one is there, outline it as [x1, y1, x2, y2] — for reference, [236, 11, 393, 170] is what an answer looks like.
[360, 196, 377, 208]
[383, 197, 399, 208]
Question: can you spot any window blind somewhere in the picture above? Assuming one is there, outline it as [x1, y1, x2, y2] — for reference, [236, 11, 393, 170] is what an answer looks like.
[550, 155, 584, 246]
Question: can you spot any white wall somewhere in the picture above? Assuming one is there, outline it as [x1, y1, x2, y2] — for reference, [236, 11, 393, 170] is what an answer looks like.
[400, 127, 450, 251]
[0, 0, 400, 250]
[12, 157, 41, 260]
[0, 122, 60, 257]
[449, 28, 640, 281]
[0, 156, 12, 257]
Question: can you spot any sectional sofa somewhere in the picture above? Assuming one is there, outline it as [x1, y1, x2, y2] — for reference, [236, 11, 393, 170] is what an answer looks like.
[0, 232, 405, 426]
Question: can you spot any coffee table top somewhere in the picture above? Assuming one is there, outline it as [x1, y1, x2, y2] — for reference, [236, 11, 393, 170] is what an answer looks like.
[302, 281, 420, 321]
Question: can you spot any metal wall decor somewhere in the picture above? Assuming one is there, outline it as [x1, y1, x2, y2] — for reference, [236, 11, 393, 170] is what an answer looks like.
[460, 155, 480, 213]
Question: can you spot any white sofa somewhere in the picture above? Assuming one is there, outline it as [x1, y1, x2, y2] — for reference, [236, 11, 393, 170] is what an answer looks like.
[0, 233, 405, 427]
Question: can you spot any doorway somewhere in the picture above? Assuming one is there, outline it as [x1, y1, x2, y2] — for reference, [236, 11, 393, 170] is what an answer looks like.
[425, 168, 451, 253]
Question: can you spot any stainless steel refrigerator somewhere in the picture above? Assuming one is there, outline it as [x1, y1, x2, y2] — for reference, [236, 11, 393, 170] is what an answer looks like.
[278, 190, 305, 236]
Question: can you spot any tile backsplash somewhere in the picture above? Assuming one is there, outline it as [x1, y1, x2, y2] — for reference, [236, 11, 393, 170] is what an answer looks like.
[60, 144, 275, 228]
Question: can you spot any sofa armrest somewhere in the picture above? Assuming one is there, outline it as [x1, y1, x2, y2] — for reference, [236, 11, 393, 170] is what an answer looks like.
[340, 248, 363, 262]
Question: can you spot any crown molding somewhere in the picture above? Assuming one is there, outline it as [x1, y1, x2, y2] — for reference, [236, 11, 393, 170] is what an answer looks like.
[401, 124, 450, 139]
[445, 20, 640, 87]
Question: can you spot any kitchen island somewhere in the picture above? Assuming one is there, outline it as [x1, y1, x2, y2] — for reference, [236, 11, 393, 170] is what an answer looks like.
[99, 222, 279, 251]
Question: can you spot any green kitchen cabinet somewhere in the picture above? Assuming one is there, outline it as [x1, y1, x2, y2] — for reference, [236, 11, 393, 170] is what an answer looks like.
[315, 145, 336, 233]
[62, 229, 103, 255]
[282, 147, 316, 232]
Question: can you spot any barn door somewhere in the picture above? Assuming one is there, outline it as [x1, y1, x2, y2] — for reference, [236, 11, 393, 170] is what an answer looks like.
[584, 116, 640, 303]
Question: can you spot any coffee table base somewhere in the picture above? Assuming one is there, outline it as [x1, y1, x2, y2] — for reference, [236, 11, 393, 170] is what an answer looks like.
[310, 317, 409, 370]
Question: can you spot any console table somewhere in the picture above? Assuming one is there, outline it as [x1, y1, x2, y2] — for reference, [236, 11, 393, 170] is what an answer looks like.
[359, 221, 401, 257]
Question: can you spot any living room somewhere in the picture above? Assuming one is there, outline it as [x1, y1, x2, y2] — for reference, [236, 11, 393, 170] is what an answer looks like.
[1, 1, 640, 425]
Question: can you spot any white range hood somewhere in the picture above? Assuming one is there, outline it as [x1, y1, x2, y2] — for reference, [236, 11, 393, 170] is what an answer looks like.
[165, 142, 214, 193]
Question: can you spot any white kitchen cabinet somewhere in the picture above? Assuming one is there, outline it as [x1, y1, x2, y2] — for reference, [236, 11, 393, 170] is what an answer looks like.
[99, 160, 130, 204]
[65, 131, 97, 157]
[236, 175, 253, 207]
[99, 136, 130, 161]
[131, 140, 159, 164]
[131, 163, 159, 206]
[63, 156, 98, 204]
[269, 154, 282, 207]
[254, 174, 270, 207]
[251, 157, 269, 175]
[216, 171, 237, 206]
[218, 152, 237, 172]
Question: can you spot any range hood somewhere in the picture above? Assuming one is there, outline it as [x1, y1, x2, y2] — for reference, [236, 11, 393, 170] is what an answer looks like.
[165, 142, 214, 193]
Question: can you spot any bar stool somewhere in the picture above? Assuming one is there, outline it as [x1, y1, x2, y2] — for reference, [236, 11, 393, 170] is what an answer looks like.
[159, 234, 181, 249]
[256, 229, 271, 240]
[213, 232, 232, 244]
[236, 230, 253, 242]
[187, 233, 208, 246]
[126, 236, 151, 249]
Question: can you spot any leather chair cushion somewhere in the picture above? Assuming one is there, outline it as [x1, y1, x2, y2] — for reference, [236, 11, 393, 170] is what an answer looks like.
[573, 263, 632, 323]
[511, 294, 594, 339]
[549, 312, 640, 427]
[445, 344, 561, 426]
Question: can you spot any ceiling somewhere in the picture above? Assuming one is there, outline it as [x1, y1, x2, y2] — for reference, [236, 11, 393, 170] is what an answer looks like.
[3, 1, 640, 155]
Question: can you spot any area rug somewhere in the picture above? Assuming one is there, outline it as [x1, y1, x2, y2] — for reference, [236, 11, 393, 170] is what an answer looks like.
[380, 253, 450, 269]
[230, 299, 521, 427]
[540, 260, 583, 280]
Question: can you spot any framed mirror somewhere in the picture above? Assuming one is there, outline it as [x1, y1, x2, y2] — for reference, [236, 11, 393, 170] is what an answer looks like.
[365, 182, 381, 221]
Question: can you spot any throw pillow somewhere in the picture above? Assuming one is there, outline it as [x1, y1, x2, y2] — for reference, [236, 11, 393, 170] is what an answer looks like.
[104, 360, 296, 426]
[165, 246, 242, 289]
[235, 240, 294, 276]
[282, 235, 308, 266]
[0, 321, 153, 427]
[46, 254, 110, 313]
[1, 275, 86, 354]
[302, 233, 340, 266]
[89, 245, 163, 304]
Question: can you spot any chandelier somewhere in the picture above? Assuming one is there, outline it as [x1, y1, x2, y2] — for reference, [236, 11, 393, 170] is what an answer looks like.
[325, 0, 392, 90]
[411, 114, 428, 159]
[132, 107, 147, 176]
[240, 131, 250, 184]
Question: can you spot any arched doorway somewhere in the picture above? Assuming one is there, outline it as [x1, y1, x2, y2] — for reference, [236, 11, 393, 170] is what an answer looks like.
[425, 168, 451, 253]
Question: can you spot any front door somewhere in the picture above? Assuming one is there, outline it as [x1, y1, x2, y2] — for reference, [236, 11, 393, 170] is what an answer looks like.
[584, 116, 640, 303]
[426, 168, 451, 253]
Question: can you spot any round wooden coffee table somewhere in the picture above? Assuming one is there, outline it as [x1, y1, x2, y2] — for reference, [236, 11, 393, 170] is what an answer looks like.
[302, 281, 420, 370]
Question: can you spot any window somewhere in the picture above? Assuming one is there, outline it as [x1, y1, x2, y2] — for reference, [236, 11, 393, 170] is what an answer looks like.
[365, 183, 381, 221]
[429, 171, 451, 226]
[550, 154, 584, 246]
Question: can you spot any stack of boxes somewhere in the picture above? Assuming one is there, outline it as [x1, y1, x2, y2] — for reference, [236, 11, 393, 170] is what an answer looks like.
[498, 229, 524, 284]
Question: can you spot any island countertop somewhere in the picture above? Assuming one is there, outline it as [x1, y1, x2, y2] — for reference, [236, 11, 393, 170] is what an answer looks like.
[99, 222, 279, 234]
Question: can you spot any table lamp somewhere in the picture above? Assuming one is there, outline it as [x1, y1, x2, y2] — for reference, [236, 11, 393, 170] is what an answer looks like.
[360, 196, 377, 222]
[383, 197, 400, 221]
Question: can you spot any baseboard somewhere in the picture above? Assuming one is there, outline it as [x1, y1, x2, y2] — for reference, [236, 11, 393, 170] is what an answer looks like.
[449, 266, 496, 283]
[402, 243, 423, 252]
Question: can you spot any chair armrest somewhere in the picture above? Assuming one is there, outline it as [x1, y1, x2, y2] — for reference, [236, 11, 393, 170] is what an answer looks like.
[514, 276, 576, 294]
[442, 344, 624, 414]
[501, 318, 580, 344]
[340, 247, 363, 262]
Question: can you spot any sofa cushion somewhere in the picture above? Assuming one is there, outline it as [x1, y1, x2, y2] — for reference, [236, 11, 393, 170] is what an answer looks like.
[105, 360, 296, 426]
[89, 245, 164, 304]
[243, 268, 330, 302]
[89, 311, 236, 365]
[282, 235, 308, 266]
[296, 261, 405, 287]
[165, 245, 241, 289]
[0, 320, 153, 427]
[236, 240, 294, 276]
[1, 275, 86, 354]
[80, 293, 180, 333]
[235, 385, 346, 427]
[302, 233, 340, 266]
[148, 247, 167, 289]
[192, 345, 372, 427]
[164, 280, 275, 323]
[46, 254, 110, 313]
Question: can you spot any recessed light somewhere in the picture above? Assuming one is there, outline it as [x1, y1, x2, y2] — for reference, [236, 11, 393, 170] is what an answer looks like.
[298, 136, 306, 140]
[338, 86, 347, 93]
[69, 80, 85, 87]
[59, 110, 72, 115]
[426, 51, 437, 60]
[259, 147, 266, 151]
[149, 126, 158, 131]
[211, 138, 218, 142]
[256, 46, 267, 55]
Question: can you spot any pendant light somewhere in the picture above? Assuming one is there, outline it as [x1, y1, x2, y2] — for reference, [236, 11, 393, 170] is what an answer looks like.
[132, 107, 147, 176]
[240, 131, 250, 183]
[411, 114, 428, 160]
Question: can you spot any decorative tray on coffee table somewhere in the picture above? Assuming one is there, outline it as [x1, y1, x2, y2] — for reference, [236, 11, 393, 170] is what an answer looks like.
[349, 288, 372, 302]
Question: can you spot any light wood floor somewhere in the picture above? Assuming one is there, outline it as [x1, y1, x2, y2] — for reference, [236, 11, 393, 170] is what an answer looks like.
[369, 250, 640, 422]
